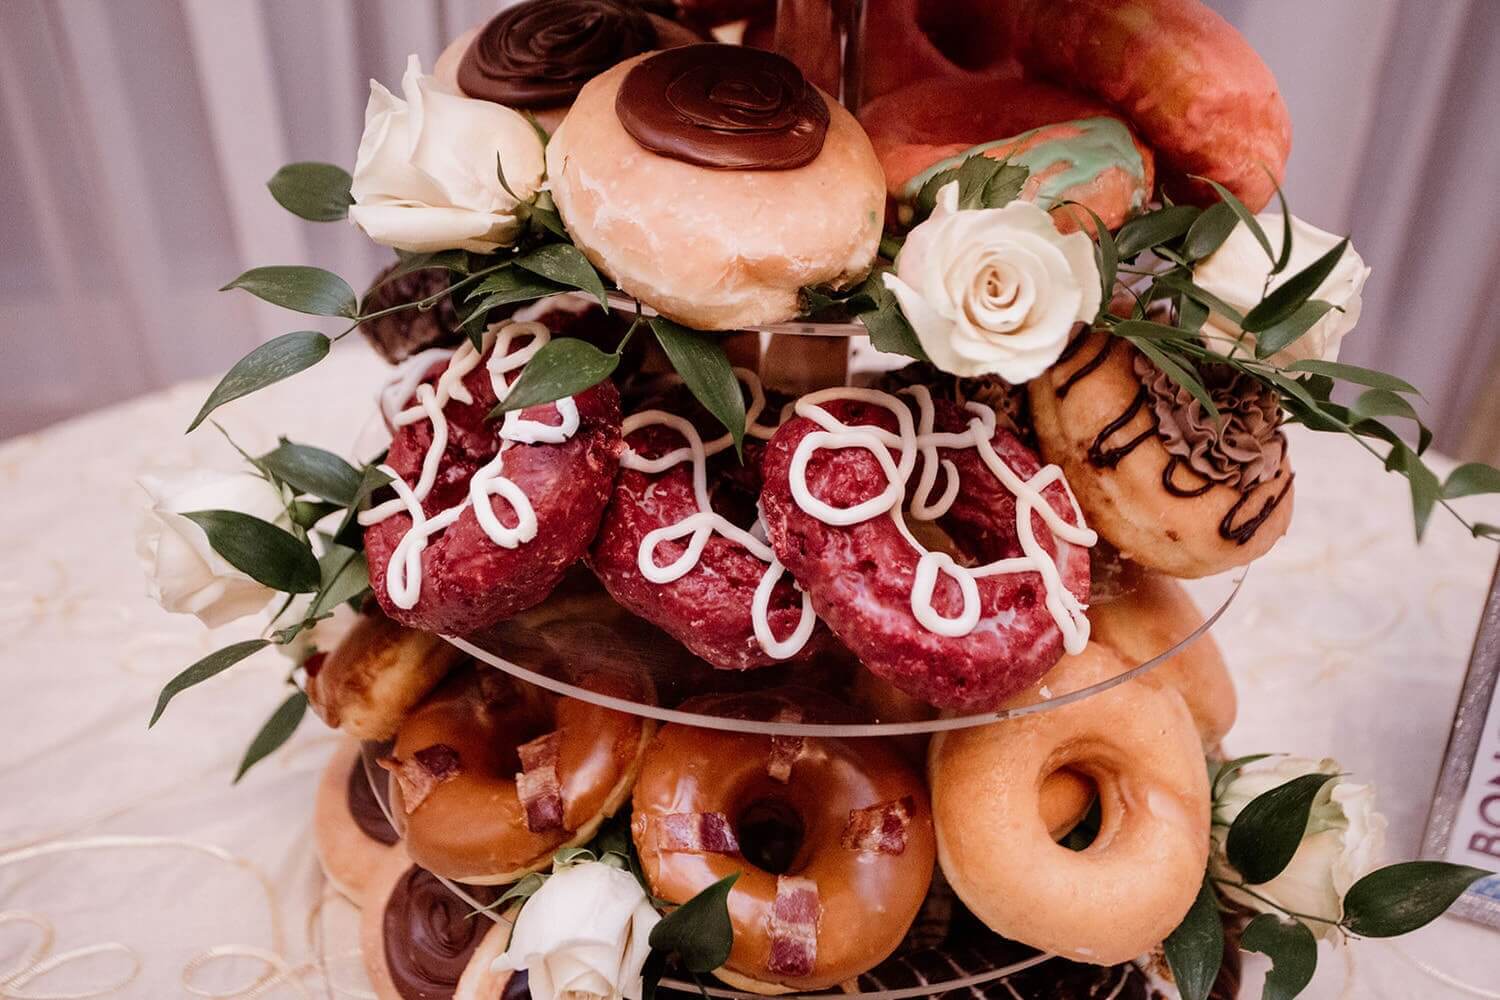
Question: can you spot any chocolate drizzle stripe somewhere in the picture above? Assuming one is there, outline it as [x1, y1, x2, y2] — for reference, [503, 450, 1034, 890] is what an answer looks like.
[1055, 336, 1115, 400]
[1221, 473, 1294, 544]
[1087, 386, 1156, 468]
[1161, 456, 1214, 498]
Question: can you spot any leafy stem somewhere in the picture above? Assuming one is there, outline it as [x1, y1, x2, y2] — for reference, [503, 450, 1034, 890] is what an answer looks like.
[1211, 878, 1345, 932]
[334, 259, 511, 341]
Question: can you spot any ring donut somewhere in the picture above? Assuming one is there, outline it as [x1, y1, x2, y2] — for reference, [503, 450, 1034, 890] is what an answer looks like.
[632, 717, 935, 992]
[362, 319, 623, 634]
[859, 76, 1156, 234]
[1029, 329, 1294, 578]
[589, 373, 823, 669]
[382, 666, 651, 884]
[928, 642, 1210, 965]
[313, 740, 401, 901]
[306, 611, 465, 740]
[760, 386, 1094, 710]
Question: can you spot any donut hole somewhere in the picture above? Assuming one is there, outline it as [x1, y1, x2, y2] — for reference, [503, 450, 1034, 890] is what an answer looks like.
[734, 797, 807, 875]
[1039, 764, 1101, 846]
[912, 0, 1013, 74]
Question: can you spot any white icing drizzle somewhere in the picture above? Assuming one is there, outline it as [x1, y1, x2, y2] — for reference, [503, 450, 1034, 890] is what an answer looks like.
[358, 320, 579, 610]
[621, 369, 817, 661]
[787, 385, 1098, 652]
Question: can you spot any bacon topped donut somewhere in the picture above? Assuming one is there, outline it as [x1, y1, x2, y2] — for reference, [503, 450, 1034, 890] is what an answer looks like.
[362, 318, 622, 634]
[760, 386, 1094, 710]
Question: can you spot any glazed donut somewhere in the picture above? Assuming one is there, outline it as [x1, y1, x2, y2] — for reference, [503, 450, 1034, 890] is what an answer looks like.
[631, 720, 935, 992]
[432, 0, 702, 133]
[986, 0, 1290, 210]
[857, 0, 1016, 103]
[546, 45, 884, 330]
[383, 667, 651, 884]
[305, 611, 465, 740]
[314, 740, 401, 900]
[361, 318, 622, 634]
[1089, 565, 1237, 746]
[1029, 329, 1294, 578]
[859, 76, 1156, 234]
[359, 850, 516, 1000]
[588, 373, 824, 669]
[760, 386, 1094, 710]
[928, 642, 1210, 965]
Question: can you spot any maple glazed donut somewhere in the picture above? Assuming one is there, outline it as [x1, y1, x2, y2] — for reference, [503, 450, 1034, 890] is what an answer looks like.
[860, 76, 1156, 234]
[760, 386, 1095, 711]
[546, 44, 884, 330]
[361, 318, 622, 634]
[1029, 329, 1294, 578]
[313, 739, 401, 901]
[432, 0, 702, 133]
[928, 642, 1211, 965]
[632, 719, 935, 992]
[305, 611, 466, 740]
[382, 667, 651, 884]
[588, 371, 823, 670]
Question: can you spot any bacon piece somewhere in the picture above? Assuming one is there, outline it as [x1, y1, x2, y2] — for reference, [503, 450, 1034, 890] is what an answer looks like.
[767, 707, 806, 783]
[379, 744, 461, 814]
[654, 812, 740, 854]
[840, 795, 915, 855]
[516, 731, 565, 832]
[768, 875, 820, 977]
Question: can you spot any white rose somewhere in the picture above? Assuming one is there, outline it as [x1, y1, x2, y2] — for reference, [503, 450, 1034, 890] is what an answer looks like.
[1211, 756, 1387, 940]
[349, 54, 545, 253]
[270, 595, 358, 665]
[1194, 212, 1371, 366]
[884, 181, 1101, 383]
[135, 470, 290, 628]
[494, 862, 660, 1000]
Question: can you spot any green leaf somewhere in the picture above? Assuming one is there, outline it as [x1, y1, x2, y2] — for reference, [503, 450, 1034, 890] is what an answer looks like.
[495, 151, 523, 203]
[529, 190, 569, 240]
[234, 689, 308, 783]
[310, 545, 370, 618]
[1387, 443, 1444, 540]
[181, 510, 322, 594]
[649, 872, 740, 973]
[487, 337, 620, 419]
[1252, 300, 1338, 360]
[221, 266, 358, 318]
[1194, 176, 1274, 262]
[1342, 862, 1492, 937]
[1182, 201, 1239, 261]
[1065, 201, 1116, 310]
[289, 499, 341, 530]
[1113, 319, 1196, 342]
[1269, 176, 1295, 276]
[258, 441, 362, 505]
[1163, 877, 1225, 1000]
[552, 846, 596, 867]
[857, 270, 929, 361]
[1225, 772, 1339, 884]
[1241, 913, 1318, 1000]
[1127, 336, 1221, 427]
[954, 154, 1004, 209]
[149, 639, 270, 727]
[379, 249, 470, 287]
[1284, 360, 1419, 395]
[1473, 522, 1500, 540]
[266, 162, 352, 222]
[1444, 462, 1500, 499]
[1115, 204, 1200, 259]
[333, 464, 393, 546]
[187, 332, 331, 432]
[650, 318, 747, 456]
[462, 268, 567, 323]
[1178, 292, 1209, 334]
[480, 871, 549, 916]
[1211, 753, 1274, 801]
[1156, 273, 1246, 326]
[1242, 239, 1348, 334]
[516, 243, 609, 309]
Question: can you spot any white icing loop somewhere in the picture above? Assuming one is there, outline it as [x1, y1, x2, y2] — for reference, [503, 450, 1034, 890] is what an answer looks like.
[785, 385, 1097, 651]
[358, 319, 581, 610]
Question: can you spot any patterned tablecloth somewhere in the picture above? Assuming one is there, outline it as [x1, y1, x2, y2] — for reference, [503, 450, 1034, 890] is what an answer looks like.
[1, 341, 1497, 999]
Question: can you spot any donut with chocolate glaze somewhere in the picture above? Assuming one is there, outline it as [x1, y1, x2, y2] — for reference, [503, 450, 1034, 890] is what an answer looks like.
[432, 0, 702, 133]
[306, 611, 466, 740]
[383, 666, 651, 884]
[314, 739, 401, 901]
[1029, 329, 1293, 578]
[632, 714, 935, 992]
[546, 46, 884, 330]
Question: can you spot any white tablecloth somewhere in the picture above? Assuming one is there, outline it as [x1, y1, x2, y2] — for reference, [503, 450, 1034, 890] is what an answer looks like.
[2, 341, 1497, 999]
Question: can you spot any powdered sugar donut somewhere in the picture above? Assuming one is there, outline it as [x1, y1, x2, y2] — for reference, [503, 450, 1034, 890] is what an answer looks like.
[760, 386, 1094, 710]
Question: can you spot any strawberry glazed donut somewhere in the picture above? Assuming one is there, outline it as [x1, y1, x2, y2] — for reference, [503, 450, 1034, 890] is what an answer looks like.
[361, 318, 622, 634]
[760, 386, 1095, 711]
[588, 371, 823, 670]
[632, 713, 935, 992]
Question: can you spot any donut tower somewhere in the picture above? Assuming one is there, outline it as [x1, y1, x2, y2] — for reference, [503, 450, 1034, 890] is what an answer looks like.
[138, 0, 1492, 997]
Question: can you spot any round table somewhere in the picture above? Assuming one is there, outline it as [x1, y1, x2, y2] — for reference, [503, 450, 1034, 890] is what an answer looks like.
[1, 342, 1497, 999]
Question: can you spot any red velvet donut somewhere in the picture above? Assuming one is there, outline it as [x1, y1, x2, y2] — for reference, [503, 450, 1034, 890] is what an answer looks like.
[363, 322, 622, 634]
[760, 391, 1092, 710]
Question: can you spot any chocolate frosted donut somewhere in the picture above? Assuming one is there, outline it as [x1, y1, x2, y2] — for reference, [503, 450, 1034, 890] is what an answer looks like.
[615, 44, 830, 170]
[385, 866, 498, 994]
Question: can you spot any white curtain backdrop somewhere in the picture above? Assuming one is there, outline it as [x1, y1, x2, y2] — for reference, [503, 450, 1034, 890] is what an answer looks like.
[2, 0, 1497, 458]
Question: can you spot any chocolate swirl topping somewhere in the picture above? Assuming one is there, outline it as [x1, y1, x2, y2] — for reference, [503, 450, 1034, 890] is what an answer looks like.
[1133, 352, 1286, 493]
[457, 0, 657, 108]
[383, 866, 500, 999]
[346, 755, 399, 847]
[615, 44, 830, 170]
